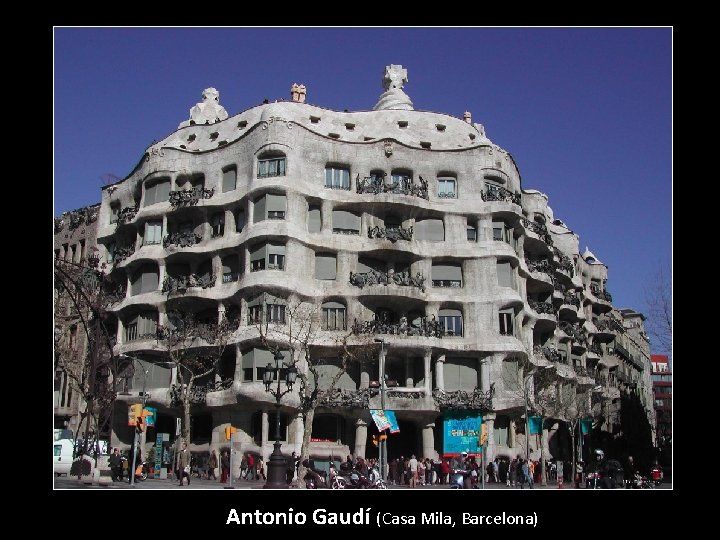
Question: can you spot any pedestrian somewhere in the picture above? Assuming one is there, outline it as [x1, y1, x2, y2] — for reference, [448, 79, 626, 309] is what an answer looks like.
[408, 455, 418, 488]
[208, 449, 218, 480]
[257, 456, 266, 480]
[220, 450, 230, 483]
[286, 452, 296, 484]
[109, 448, 123, 482]
[246, 453, 256, 481]
[176, 442, 191, 486]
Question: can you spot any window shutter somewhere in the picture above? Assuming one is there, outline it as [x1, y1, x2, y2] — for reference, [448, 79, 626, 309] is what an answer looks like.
[236, 208, 246, 232]
[143, 184, 155, 207]
[497, 262, 513, 288]
[222, 168, 237, 192]
[155, 181, 170, 203]
[250, 244, 267, 261]
[267, 243, 286, 256]
[141, 266, 158, 293]
[315, 253, 337, 280]
[254, 195, 267, 223]
[333, 210, 360, 231]
[266, 194, 287, 212]
[416, 219, 444, 241]
[432, 264, 462, 282]
[308, 207, 321, 233]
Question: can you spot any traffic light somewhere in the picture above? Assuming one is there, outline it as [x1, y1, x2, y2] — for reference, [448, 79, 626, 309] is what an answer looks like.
[378, 433, 387, 443]
[479, 424, 488, 446]
[372, 435, 378, 447]
[225, 426, 238, 441]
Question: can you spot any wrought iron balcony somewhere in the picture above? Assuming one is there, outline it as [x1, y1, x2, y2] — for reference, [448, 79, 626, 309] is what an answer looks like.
[116, 205, 139, 226]
[590, 285, 612, 302]
[529, 300, 556, 316]
[162, 273, 215, 294]
[594, 316, 625, 334]
[432, 384, 495, 412]
[386, 390, 425, 399]
[169, 186, 214, 208]
[588, 342, 603, 355]
[553, 249, 575, 275]
[534, 345, 561, 363]
[521, 218, 554, 246]
[113, 244, 135, 264]
[222, 272, 240, 284]
[525, 257, 555, 275]
[356, 173, 429, 200]
[351, 316, 446, 338]
[559, 321, 588, 345]
[481, 184, 521, 205]
[438, 191, 456, 199]
[318, 388, 378, 408]
[368, 225, 413, 242]
[349, 269, 426, 292]
[432, 279, 462, 288]
[169, 378, 234, 406]
[575, 365, 588, 377]
[102, 283, 127, 305]
[163, 231, 202, 248]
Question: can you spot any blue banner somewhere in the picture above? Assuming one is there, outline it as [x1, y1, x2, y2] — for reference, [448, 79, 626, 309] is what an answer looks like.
[528, 415, 543, 435]
[370, 410, 400, 433]
[580, 418, 593, 435]
[143, 406, 157, 427]
[443, 411, 483, 456]
[385, 410, 400, 433]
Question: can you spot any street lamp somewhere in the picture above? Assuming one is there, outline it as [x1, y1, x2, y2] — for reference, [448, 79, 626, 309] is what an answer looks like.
[262, 349, 297, 489]
[523, 371, 535, 463]
[373, 338, 387, 481]
[120, 354, 150, 487]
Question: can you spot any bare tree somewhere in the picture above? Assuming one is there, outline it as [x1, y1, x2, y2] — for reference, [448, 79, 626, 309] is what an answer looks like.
[644, 263, 672, 355]
[155, 311, 235, 445]
[254, 294, 375, 487]
[54, 256, 121, 474]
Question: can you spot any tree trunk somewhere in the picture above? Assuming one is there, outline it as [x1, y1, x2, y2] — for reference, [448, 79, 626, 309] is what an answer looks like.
[297, 408, 315, 489]
[570, 427, 576, 488]
[540, 427, 547, 486]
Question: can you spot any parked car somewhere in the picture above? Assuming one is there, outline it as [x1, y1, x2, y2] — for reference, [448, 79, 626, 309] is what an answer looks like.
[54, 439, 74, 476]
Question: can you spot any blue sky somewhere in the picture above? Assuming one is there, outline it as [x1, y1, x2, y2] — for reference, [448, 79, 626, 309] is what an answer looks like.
[54, 27, 671, 345]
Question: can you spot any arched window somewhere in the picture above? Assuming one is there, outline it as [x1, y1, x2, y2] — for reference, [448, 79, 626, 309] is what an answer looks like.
[257, 152, 286, 178]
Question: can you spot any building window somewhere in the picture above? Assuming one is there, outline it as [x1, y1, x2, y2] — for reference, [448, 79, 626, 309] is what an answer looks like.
[467, 224, 477, 242]
[143, 178, 170, 207]
[437, 177, 456, 198]
[258, 156, 286, 178]
[325, 167, 350, 190]
[143, 220, 163, 246]
[250, 243, 286, 272]
[235, 207, 246, 233]
[332, 209, 361, 235]
[130, 263, 159, 295]
[439, 308, 463, 336]
[499, 309, 514, 336]
[222, 255, 240, 283]
[432, 262, 462, 288]
[248, 305, 262, 325]
[211, 213, 225, 238]
[222, 166, 237, 193]
[321, 301, 346, 330]
[443, 357, 477, 390]
[308, 204, 322, 233]
[415, 218, 445, 241]
[242, 348, 290, 383]
[492, 221, 511, 243]
[124, 311, 158, 342]
[269, 253, 285, 270]
[267, 304, 286, 324]
[315, 253, 337, 280]
[391, 170, 412, 186]
[106, 243, 116, 264]
[254, 193, 287, 222]
[110, 204, 120, 224]
[496, 261, 514, 288]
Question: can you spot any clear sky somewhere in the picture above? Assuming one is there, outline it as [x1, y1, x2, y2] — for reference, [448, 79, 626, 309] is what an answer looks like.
[54, 27, 672, 345]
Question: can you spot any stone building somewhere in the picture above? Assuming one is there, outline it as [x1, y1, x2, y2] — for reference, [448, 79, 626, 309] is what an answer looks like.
[85, 65, 656, 472]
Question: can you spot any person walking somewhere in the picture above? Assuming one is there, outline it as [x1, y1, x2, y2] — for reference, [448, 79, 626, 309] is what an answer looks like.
[408, 455, 418, 488]
[208, 449, 218, 480]
[220, 450, 230, 483]
[176, 442, 191, 486]
[109, 448, 123, 482]
[257, 456, 266, 481]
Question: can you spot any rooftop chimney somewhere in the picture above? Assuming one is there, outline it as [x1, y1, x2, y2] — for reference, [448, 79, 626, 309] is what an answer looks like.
[291, 83, 307, 103]
[463, 111, 472, 124]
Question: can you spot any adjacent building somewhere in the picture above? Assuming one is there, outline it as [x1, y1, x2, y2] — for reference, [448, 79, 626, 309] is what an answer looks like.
[651, 354, 672, 445]
[59, 66, 657, 474]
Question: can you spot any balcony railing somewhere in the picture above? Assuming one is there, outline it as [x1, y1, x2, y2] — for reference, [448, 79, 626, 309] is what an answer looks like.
[588, 342, 603, 355]
[521, 218, 554, 246]
[481, 185, 521, 205]
[163, 231, 202, 248]
[590, 285, 612, 302]
[162, 273, 215, 294]
[113, 244, 135, 264]
[534, 345, 561, 363]
[432, 279, 462, 288]
[525, 257, 555, 275]
[102, 283, 127, 305]
[349, 269, 426, 292]
[594, 316, 625, 334]
[169, 378, 233, 406]
[318, 388, 378, 408]
[368, 225, 413, 242]
[356, 173, 429, 200]
[553, 249, 575, 275]
[432, 385, 495, 412]
[575, 365, 588, 377]
[559, 321, 588, 345]
[352, 316, 445, 338]
[169, 186, 214, 208]
[529, 300, 556, 316]
[222, 272, 240, 283]
[116, 205, 139, 226]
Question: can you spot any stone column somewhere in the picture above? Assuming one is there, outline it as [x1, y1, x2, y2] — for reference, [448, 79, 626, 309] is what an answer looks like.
[484, 412, 496, 462]
[479, 355, 491, 391]
[508, 419, 516, 450]
[434, 354, 445, 391]
[423, 350, 432, 395]
[354, 419, 368, 459]
[294, 413, 304, 455]
[261, 410, 270, 462]
[422, 423, 436, 459]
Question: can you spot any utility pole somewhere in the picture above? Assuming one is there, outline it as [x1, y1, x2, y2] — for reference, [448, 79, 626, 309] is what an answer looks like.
[374, 338, 387, 481]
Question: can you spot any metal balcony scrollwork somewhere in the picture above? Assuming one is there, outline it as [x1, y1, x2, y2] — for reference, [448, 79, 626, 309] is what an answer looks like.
[528, 300, 556, 316]
[368, 225, 413, 242]
[169, 378, 234, 406]
[102, 282, 127, 305]
[169, 186, 215, 208]
[590, 285, 613, 302]
[113, 244, 136, 264]
[559, 321, 588, 345]
[116, 205, 139, 226]
[163, 231, 202, 249]
[356, 173, 429, 200]
[588, 341, 603, 355]
[432, 384, 495, 411]
[521, 218, 554, 246]
[349, 269, 426, 292]
[481, 185, 521, 205]
[318, 387, 378, 408]
[594, 316, 625, 334]
[387, 390, 424, 399]
[534, 345, 561, 363]
[55, 205, 100, 232]
[553, 248, 575, 275]
[525, 257, 555, 275]
[162, 273, 215, 294]
[351, 315, 445, 338]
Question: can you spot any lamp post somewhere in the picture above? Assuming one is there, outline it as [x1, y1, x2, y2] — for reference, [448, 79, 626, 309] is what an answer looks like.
[374, 338, 387, 481]
[121, 354, 150, 488]
[523, 370, 535, 463]
[262, 350, 298, 489]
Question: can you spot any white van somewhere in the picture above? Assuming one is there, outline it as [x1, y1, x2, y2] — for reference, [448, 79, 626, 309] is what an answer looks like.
[54, 439, 74, 476]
